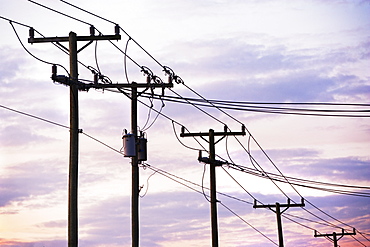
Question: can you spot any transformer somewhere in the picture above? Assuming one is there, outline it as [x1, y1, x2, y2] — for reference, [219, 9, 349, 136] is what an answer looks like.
[138, 136, 147, 161]
[122, 132, 136, 157]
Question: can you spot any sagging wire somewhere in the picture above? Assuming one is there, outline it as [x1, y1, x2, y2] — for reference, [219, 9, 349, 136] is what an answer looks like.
[94, 39, 101, 74]
[221, 166, 261, 204]
[219, 201, 279, 246]
[201, 163, 211, 203]
[171, 121, 206, 152]
[142, 163, 277, 245]
[139, 163, 158, 198]
[124, 37, 131, 84]
[9, 21, 69, 76]
[141, 98, 165, 132]
[26, 1, 368, 240]
[135, 66, 167, 132]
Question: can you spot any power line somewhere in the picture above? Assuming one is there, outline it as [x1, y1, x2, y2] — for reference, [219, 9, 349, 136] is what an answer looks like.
[5, 3, 369, 245]
[3, 102, 367, 245]
[136, 92, 370, 117]
[0, 104, 69, 130]
[142, 163, 278, 246]
[8, 20, 70, 75]
[228, 163, 370, 198]
[59, 0, 117, 25]
[108, 88, 369, 244]
[28, 0, 92, 26]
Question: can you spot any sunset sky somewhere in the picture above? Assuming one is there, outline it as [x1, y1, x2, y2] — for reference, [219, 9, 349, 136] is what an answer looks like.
[1, 0, 369, 246]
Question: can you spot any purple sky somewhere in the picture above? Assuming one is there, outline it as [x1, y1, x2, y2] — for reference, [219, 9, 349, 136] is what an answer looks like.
[1, 0, 370, 246]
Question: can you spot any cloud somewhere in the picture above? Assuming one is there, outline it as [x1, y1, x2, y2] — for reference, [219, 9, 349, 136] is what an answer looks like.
[0, 160, 66, 207]
[0, 125, 55, 147]
[0, 46, 26, 81]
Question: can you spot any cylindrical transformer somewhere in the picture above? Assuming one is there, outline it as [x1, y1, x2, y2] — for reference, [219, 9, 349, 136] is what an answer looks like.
[137, 137, 147, 161]
[122, 133, 136, 157]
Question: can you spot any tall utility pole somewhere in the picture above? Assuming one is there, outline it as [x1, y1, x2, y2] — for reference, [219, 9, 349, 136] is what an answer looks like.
[76, 76, 173, 247]
[253, 198, 305, 247]
[314, 228, 356, 247]
[180, 125, 246, 247]
[131, 83, 139, 247]
[69, 31, 79, 247]
[28, 27, 121, 247]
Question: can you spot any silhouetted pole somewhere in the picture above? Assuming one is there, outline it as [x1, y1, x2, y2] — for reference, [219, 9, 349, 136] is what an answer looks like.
[28, 27, 121, 247]
[90, 79, 173, 247]
[254, 198, 305, 247]
[314, 228, 356, 247]
[131, 83, 139, 247]
[275, 203, 283, 247]
[68, 31, 79, 247]
[181, 125, 246, 247]
[209, 129, 218, 247]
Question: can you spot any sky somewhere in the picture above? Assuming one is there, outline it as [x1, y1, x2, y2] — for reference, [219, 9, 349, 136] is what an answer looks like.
[0, 0, 370, 246]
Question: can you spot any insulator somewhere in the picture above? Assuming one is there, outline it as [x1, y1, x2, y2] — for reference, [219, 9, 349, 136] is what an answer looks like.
[52, 64, 57, 75]
[51, 65, 57, 81]
[94, 73, 98, 84]
[29, 27, 34, 39]
[122, 133, 136, 157]
[115, 24, 120, 36]
[90, 25, 95, 36]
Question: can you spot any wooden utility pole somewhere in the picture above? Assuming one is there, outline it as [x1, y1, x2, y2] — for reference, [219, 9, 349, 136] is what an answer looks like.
[180, 125, 246, 247]
[28, 27, 121, 247]
[253, 198, 305, 247]
[131, 83, 139, 247]
[314, 228, 356, 247]
[29, 26, 174, 247]
[69, 31, 79, 247]
[85, 78, 173, 247]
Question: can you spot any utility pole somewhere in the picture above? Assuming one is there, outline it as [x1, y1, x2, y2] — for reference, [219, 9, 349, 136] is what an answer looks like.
[99, 73, 173, 247]
[314, 228, 356, 247]
[50, 66, 173, 246]
[180, 125, 246, 247]
[253, 198, 305, 247]
[28, 26, 121, 247]
[131, 83, 139, 247]
[69, 31, 79, 247]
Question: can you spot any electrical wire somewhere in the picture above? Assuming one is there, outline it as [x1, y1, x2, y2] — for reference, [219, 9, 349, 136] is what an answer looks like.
[201, 163, 211, 203]
[219, 201, 278, 246]
[171, 121, 205, 152]
[1, 15, 107, 81]
[124, 37, 131, 84]
[136, 92, 370, 117]
[228, 163, 370, 198]
[221, 166, 259, 202]
[110, 88, 369, 244]
[3, 102, 367, 244]
[26, 1, 143, 71]
[28, 0, 92, 26]
[9, 21, 69, 75]
[139, 168, 158, 198]
[6, 3, 369, 244]
[143, 164, 278, 246]
[59, 0, 117, 25]
[0, 104, 69, 130]
[141, 101, 164, 132]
